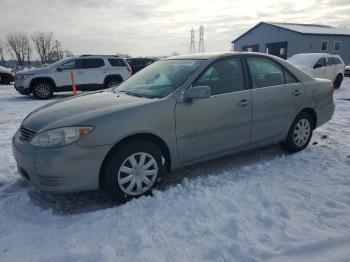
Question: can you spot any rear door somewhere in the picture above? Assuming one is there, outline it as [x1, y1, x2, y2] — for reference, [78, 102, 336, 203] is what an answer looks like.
[326, 57, 337, 81]
[246, 56, 304, 144]
[175, 57, 252, 162]
[80, 58, 106, 90]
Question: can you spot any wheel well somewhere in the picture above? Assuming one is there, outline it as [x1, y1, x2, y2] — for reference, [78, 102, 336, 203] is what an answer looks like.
[29, 77, 56, 90]
[299, 108, 317, 129]
[104, 75, 123, 85]
[99, 133, 171, 189]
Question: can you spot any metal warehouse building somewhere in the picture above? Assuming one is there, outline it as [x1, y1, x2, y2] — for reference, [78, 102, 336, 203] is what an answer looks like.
[232, 22, 350, 63]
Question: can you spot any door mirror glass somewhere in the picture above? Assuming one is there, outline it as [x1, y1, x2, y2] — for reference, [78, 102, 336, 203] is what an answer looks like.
[184, 86, 211, 100]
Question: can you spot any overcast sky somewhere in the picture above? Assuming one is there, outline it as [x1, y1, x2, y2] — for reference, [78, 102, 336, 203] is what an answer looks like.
[0, 0, 350, 57]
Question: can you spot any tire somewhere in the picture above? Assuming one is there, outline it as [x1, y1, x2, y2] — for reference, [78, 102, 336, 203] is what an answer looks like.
[333, 74, 343, 89]
[102, 141, 164, 202]
[280, 112, 314, 153]
[32, 81, 53, 99]
[104, 78, 122, 89]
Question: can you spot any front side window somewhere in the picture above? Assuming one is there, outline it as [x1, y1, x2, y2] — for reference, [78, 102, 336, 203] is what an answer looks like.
[246, 57, 285, 88]
[116, 59, 203, 98]
[59, 59, 77, 70]
[321, 40, 329, 51]
[82, 58, 105, 69]
[315, 58, 326, 68]
[334, 41, 341, 51]
[193, 57, 245, 96]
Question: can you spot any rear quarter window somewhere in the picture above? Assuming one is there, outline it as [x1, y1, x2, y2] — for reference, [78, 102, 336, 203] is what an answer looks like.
[108, 59, 126, 67]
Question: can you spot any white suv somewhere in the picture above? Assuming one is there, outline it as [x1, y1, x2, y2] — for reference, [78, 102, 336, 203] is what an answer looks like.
[14, 55, 132, 99]
[287, 53, 345, 89]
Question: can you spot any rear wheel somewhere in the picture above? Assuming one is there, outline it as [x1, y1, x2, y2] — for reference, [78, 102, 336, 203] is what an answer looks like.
[280, 112, 313, 153]
[32, 81, 53, 99]
[102, 141, 164, 202]
[104, 77, 122, 89]
[333, 74, 343, 89]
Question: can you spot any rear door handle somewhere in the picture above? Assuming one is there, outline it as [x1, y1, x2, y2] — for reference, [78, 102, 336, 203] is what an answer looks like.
[237, 99, 250, 107]
[292, 89, 301, 96]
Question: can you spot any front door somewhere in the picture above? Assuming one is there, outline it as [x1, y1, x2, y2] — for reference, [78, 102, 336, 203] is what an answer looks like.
[54, 59, 85, 90]
[175, 57, 252, 163]
[246, 56, 304, 143]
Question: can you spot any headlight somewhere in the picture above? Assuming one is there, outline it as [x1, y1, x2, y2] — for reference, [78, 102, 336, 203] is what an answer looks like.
[30, 126, 94, 147]
[16, 74, 33, 80]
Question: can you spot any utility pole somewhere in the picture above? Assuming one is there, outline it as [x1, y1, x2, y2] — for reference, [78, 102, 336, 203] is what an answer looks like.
[198, 25, 205, 53]
[189, 28, 196, 53]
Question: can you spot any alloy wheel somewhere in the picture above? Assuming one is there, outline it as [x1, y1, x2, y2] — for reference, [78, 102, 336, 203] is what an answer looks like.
[35, 84, 51, 98]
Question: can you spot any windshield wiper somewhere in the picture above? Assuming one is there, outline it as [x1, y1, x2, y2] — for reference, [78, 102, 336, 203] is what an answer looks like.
[118, 90, 145, 98]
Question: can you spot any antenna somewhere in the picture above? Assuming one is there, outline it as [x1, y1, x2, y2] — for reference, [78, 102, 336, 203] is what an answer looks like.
[189, 28, 196, 53]
[198, 25, 205, 53]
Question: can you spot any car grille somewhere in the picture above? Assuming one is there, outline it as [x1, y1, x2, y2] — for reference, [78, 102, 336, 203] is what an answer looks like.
[38, 175, 66, 187]
[19, 126, 36, 143]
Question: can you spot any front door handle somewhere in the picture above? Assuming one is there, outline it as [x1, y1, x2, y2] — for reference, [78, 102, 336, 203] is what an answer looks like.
[292, 89, 301, 96]
[238, 99, 250, 107]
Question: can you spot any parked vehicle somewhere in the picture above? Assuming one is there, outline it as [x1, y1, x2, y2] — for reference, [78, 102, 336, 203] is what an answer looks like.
[14, 55, 132, 99]
[13, 52, 335, 202]
[0, 66, 15, 84]
[287, 53, 345, 89]
[345, 65, 350, 76]
[126, 58, 155, 74]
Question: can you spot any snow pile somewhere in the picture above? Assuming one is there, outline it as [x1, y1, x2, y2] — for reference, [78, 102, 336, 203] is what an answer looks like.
[0, 82, 350, 261]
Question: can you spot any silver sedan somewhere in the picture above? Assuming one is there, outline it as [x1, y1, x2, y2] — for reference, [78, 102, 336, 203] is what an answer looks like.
[12, 52, 335, 202]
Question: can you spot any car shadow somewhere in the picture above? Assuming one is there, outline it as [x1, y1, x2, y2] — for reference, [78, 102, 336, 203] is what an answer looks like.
[26, 144, 286, 215]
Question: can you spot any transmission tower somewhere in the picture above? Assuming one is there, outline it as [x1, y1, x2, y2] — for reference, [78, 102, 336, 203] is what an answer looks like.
[189, 28, 196, 53]
[198, 25, 205, 53]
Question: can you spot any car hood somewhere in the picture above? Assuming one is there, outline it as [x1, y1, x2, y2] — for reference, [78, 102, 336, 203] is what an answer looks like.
[17, 68, 48, 75]
[0, 66, 12, 73]
[22, 91, 153, 132]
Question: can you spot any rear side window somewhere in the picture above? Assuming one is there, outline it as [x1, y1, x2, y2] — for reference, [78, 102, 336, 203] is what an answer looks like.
[247, 57, 285, 88]
[193, 57, 245, 95]
[327, 57, 335, 66]
[81, 58, 105, 69]
[108, 59, 126, 67]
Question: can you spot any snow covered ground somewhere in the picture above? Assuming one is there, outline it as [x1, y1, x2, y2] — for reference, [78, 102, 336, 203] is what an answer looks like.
[0, 81, 349, 262]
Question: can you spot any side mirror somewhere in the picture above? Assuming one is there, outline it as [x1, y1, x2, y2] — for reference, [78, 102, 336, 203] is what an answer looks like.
[57, 67, 63, 71]
[184, 86, 211, 101]
[313, 63, 322, 69]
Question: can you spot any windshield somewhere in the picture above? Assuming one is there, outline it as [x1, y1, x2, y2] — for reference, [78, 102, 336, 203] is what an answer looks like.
[288, 55, 318, 68]
[115, 59, 204, 98]
[46, 57, 73, 69]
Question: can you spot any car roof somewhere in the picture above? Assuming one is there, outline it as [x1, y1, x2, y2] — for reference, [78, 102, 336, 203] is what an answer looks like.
[290, 53, 339, 59]
[164, 51, 280, 60]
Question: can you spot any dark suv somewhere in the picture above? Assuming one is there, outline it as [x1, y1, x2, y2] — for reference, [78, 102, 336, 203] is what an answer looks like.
[126, 58, 155, 74]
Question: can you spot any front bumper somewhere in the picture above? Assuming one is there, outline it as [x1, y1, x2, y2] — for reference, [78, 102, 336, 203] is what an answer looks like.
[12, 139, 111, 193]
[14, 78, 31, 95]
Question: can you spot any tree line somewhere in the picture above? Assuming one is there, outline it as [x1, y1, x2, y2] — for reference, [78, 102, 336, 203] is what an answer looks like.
[0, 32, 73, 66]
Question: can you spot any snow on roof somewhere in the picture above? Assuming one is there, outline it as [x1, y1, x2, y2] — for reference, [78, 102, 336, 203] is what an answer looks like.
[267, 22, 350, 35]
[232, 22, 350, 43]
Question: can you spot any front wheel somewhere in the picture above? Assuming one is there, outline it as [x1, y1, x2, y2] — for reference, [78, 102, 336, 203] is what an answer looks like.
[102, 141, 164, 202]
[280, 112, 313, 153]
[32, 81, 53, 99]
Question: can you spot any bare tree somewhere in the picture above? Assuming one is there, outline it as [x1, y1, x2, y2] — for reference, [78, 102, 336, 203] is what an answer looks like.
[6, 32, 31, 66]
[0, 40, 5, 65]
[31, 32, 58, 63]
